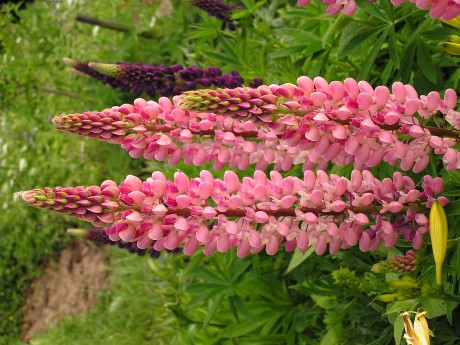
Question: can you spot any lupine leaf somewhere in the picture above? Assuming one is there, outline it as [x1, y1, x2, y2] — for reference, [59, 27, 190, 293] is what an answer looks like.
[355, 0, 391, 22]
[358, 28, 389, 80]
[388, 28, 400, 68]
[417, 38, 437, 83]
[443, 200, 460, 216]
[274, 28, 322, 42]
[284, 246, 315, 275]
[337, 24, 387, 59]
[203, 293, 225, 328]
[220, 320, 263, 337]
[398, 41, 416, 83]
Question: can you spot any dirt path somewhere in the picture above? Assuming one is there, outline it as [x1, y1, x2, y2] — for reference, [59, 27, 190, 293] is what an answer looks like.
[22, 239, 107, 341]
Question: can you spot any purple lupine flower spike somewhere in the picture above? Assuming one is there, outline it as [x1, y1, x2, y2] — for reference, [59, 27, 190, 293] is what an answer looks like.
[371, 250, 418, 273]
[20, 170, 447, 257]
[67, 59, 262, 98]
[191, 0, 243, 30]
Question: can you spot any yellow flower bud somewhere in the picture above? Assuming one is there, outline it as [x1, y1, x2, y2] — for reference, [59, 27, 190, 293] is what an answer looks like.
[376, 293, 398, 302]
[448, 35, 460, 44]
[440, 17, 460, 29]
[439, 42, 460, 56]
[429, 201, 448, 286]
[388, 279, 419, 289]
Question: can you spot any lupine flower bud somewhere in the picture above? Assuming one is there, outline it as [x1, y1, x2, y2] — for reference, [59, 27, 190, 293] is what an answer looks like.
[441, 17, 460, 29]
[376, 293, 399, 302]
[19, 170, 446, 257]
[440, 39, 460, 56]
[371, 250, 418, 273]
[63, 57, 125, 90]
[66, 58, 262, 98]
[429, 201, 448, 286]
[191, 0, 243, 30]
[388, 279, 419, 289]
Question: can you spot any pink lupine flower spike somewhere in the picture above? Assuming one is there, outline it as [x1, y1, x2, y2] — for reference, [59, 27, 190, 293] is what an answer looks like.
[19, 170, 447, 257]
[54, 77, 460, 173]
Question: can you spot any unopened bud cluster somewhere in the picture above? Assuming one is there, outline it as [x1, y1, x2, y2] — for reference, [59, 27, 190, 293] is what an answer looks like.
[371, 250, 417, 273]
[20, 169, 446, 257]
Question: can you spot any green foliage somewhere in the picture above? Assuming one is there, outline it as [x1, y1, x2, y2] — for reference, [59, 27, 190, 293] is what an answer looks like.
[1, 0, 459, 344]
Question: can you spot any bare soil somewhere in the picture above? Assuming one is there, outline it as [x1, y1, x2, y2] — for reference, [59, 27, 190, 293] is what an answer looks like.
[21, 239, 107, 341]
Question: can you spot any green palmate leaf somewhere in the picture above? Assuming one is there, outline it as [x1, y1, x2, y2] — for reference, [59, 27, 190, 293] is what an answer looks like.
[417, 38, 437, 83]
[186, 282, 229, 294]
[231, 294, 257, 322]
[229, 294, 240, 322]
[388, 27, 400, 68]
[392, 315, 404, 345]
[229, 259, 251, 283]
[320, 323, 343, 345]
[443, 200, 460, 216]
[192, 266, 228, 284]
[421, 298, 447, 319]
[284, 246, 315, 275]
[270, 43, 310, 58]
[337, 24, 387, 59]
[384, 299, 419, 316]
[259, 311, 285, 335]
[186, 286, 227, 308]
[202, 51, 241, 67]
[238, 335, 288, 345]
[322, 14, 352, 48]
[398, 41, 416, 83]
[217, 32, 240, 62]
[220, 320, 263, 338]
[355, 0, 391, 22]
[230, 9, 252, 20]
[203, 293, 225, 328]
[274, 28, 322, 42]
[358, 27, 389, 80]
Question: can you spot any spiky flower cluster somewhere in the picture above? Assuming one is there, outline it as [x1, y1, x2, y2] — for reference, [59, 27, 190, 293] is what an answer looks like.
[68, 228, 163, 258]
[177, 78, 460, 172]
[297, 0, 460, 19]
[371, 250, 418, 273]
[52, 77, 460, 172]
[20, 170, 447, 257]
[64, 58, 262, 98]
[191, 0, 242, 30]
